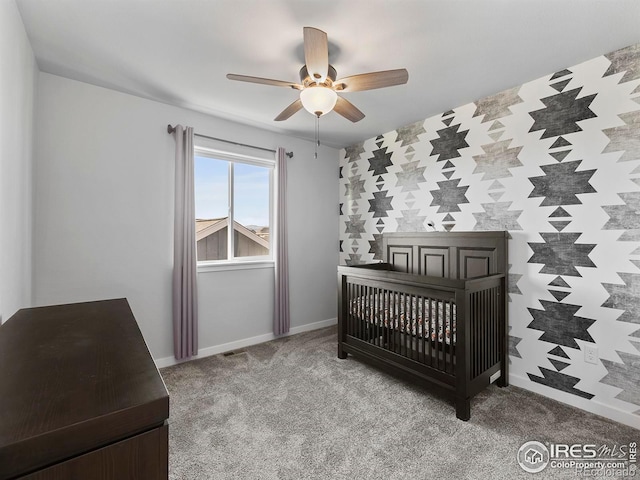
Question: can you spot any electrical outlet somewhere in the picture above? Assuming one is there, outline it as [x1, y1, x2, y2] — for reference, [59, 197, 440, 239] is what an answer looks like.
[584, 345, 599, 365]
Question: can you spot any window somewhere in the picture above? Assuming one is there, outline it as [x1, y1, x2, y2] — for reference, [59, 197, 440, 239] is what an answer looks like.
[194, 143, 274, 264]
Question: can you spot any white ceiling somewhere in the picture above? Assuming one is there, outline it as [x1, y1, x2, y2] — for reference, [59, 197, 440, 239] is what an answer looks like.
[16, 0, 640, 149]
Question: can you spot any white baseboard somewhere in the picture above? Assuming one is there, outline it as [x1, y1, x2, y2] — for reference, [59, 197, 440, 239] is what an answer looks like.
[510, 373, 640, 430]
[154, 317, 337, 369]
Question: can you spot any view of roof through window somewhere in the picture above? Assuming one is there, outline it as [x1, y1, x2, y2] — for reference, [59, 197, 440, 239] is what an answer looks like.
[194, 155, 271, 261]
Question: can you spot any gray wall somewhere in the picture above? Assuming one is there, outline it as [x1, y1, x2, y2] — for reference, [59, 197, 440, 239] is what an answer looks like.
[0, 0, 37, 322]
[34, 73, 339, 360]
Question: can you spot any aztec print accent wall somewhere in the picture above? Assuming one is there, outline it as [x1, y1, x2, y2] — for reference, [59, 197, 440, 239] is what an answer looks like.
[339, 43, 640, 426]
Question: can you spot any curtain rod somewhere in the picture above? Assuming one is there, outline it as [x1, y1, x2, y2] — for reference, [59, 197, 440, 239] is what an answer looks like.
[167, 124, 293, 158]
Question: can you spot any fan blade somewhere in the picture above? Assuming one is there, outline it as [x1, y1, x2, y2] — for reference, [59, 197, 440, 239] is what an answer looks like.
[303, 27, 329, 82]
[274, 99, 303, 121]
[227, 74, 302, 90]
[333, 96, 365, 123]
[334, 69, 409, 92]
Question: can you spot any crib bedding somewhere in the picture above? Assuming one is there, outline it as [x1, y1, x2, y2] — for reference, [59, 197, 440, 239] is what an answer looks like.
[349, 293, 456, 344]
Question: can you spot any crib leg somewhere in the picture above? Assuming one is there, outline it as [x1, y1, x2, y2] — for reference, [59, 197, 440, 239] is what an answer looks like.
[455, 398, 470, 421]
[497, 361, 509, 388]
[337, 344, 348, 359]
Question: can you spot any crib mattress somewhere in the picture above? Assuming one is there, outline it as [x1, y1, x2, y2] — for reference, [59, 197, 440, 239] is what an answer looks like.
[350, 293, 456, 344]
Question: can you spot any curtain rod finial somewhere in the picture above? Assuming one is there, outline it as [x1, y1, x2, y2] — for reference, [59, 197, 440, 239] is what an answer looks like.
[167, 124, 174, 134]
[286, 151, 293, 158]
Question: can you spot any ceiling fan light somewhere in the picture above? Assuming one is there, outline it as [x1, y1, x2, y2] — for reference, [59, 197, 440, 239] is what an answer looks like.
[300, 86, 338, 117]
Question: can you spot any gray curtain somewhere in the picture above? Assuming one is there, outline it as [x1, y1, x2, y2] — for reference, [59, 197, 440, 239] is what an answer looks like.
[172, 125, 198, 359]
[274, 147, 290, 335]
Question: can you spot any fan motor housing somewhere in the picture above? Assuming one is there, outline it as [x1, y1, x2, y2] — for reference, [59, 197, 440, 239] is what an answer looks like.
[299, 65, 337, 87]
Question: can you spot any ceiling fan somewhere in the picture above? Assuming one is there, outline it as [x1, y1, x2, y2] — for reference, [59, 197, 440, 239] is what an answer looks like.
[227, 27, 409, 123]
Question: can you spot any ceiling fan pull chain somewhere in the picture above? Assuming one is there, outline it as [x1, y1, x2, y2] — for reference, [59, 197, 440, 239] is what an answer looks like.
[314, 115, 320, 159]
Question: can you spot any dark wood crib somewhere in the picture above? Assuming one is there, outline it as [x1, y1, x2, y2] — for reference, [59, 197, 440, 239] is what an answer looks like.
[337, 231, 508, 420]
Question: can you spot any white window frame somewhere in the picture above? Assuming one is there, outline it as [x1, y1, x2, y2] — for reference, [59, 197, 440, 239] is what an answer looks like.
[194, 145, 275, 271]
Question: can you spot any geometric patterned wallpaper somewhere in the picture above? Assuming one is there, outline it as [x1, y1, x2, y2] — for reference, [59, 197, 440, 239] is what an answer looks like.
[339, 43, 640, 425]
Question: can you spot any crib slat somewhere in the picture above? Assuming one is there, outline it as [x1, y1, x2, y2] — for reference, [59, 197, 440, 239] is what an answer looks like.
[444, 300, 449, 372]
[405, 293, 410, 359]
[381, 288, 385, 349]
[358, 283, 362, 340]
[413, 294, 417, 361]
[356, 282, 360, 339]
[365, 283, 369, 341]
[482, 289, 487, 375]
[390, 290, 395, 353]
[407, 293, 412, 360]
[392, 290, 397, 354]
[476, 290, 480, 378]
[382, 288, 387, 350]
[396, 291, 401, 356]
[435, 298, 441, 372]
[484, 288, 488, 372]
[356, 283, 360, 340]
[472, 290, 477, 376]
[444, 300, 448, 373]
[420, 296, 425, 365]
[480, 291, 484, 375]
[480, 290, 485, 376]
[347, 281, 352, 338]
[492, 286, 498, 366]
[483, 288, 488, 374]
[416, 295, 420, 363]
[484, 289, 489, 373]
[413, 294, 418, 362]
[368, 284, 372, 341]
[363, 284, 368, 341]
[353, 282, 357, 338]
[354, 285, 367, 338]
[399, 291, 403, 356]
[405, 292, 410, 358]
[495, 286, 500, 365]
[490, 289, 495, 369]
[375, 287, 380, 347]
[398, 291, 402, 356]
[349, 282, 354, 338]
[378, 287, 383, 347]
[470, 291, 475, 378]
[495, 286, 500, 366]
[379, 286, 384, 347]
[426, 298, 434, 366]
[480, 290, 484, 377]
[404, 292, 409, 358]
[448, 300, 453, 374]
[397, 292, 401, 355]
[428, 297, 433, 367]
[400, 292, 404, 357]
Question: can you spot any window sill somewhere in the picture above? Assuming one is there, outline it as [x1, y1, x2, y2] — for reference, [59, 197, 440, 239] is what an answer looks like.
[197, 260, 275, 273]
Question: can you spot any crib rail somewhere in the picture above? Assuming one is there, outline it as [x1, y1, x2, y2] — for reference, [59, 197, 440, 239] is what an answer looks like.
[344, 277, 458, 374]
[338, 265, 505, 385]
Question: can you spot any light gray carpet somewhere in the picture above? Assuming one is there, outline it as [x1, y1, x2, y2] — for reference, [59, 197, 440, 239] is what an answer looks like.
[161, 326, 638, 479]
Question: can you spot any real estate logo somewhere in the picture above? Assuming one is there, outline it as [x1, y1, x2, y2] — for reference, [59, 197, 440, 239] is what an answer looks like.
[517, 441, 550, 473]
[517, 440, 637, 476]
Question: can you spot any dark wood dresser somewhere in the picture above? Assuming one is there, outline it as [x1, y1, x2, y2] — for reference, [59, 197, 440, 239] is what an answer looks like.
[0, 299, 169, 480]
